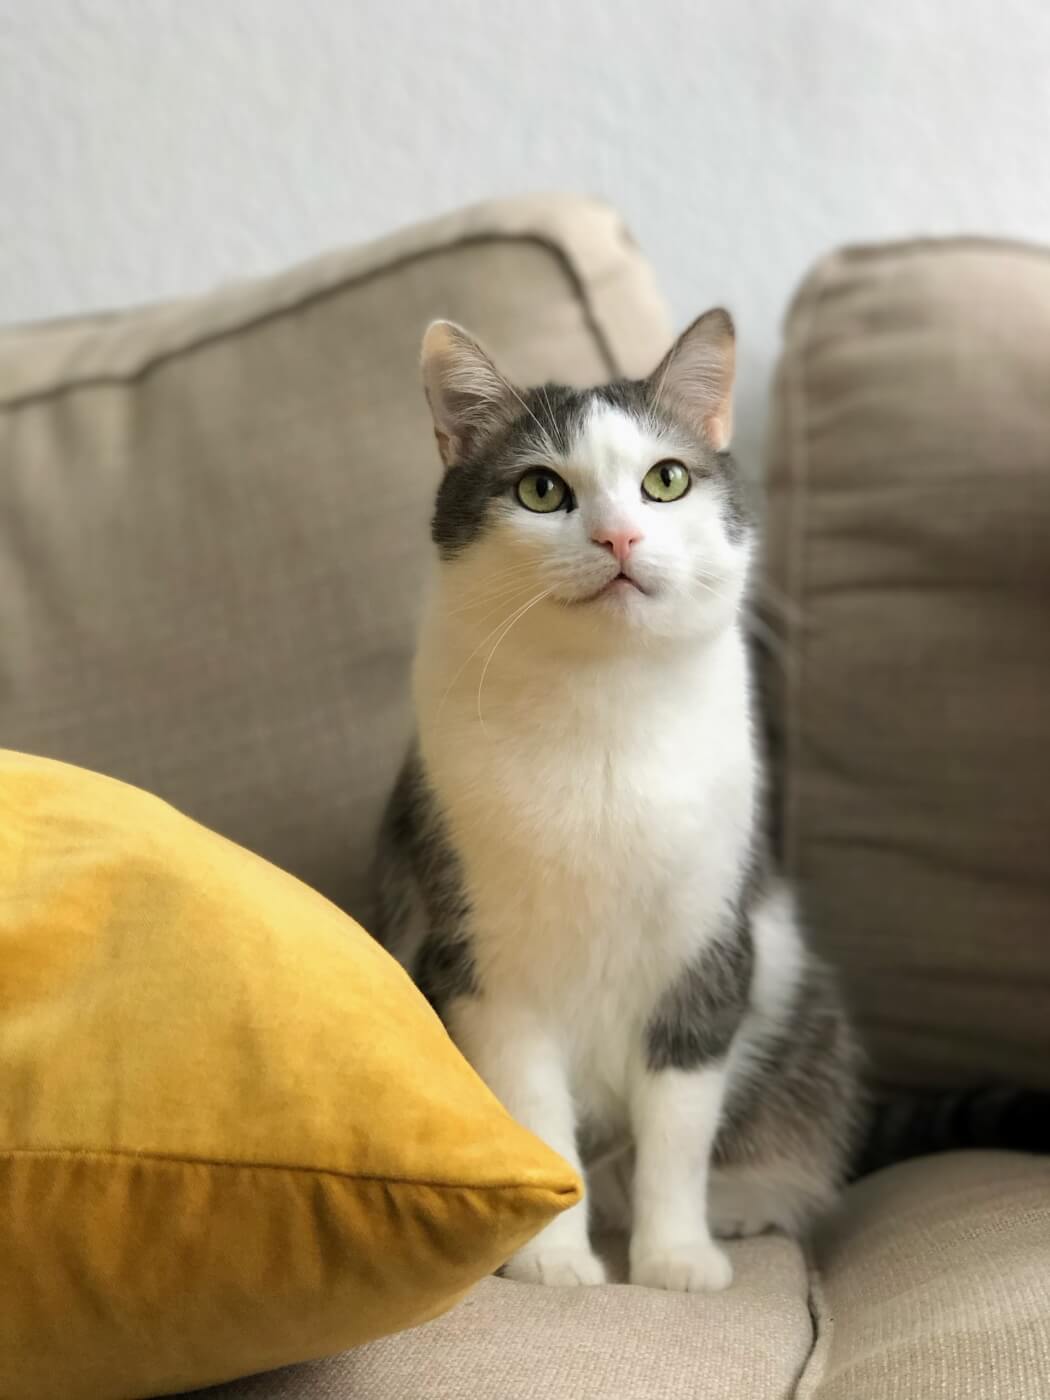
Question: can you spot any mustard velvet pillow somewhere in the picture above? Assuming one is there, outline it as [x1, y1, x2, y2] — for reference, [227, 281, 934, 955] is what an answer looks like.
[0, 751, 580, 1400]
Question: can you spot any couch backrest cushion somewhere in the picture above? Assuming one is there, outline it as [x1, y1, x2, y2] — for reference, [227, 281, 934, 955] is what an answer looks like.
[0, 195, 670, 921]
[763, 239, 1050, 1089]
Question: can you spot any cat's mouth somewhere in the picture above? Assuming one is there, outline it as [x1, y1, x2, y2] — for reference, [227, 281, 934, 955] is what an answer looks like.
[580, 572, 647, 603]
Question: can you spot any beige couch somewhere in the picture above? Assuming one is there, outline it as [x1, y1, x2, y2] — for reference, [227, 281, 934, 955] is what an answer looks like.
[2, 196, 1048, 1399]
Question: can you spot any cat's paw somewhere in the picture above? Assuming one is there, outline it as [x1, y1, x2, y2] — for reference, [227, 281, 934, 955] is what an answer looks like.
[503, 1246, 608, 1287]
[710, 1209, 776, 1239]
[708, 1174, 787, 1239]
[630, 1240, 733, 1293]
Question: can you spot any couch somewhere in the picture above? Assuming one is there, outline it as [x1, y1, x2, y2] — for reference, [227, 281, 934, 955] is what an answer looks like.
[2, 195, 1048, 1399]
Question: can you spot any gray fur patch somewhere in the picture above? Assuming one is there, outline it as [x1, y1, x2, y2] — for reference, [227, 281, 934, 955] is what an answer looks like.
[414, 927, 477, 1015]
[431, 383, 580, 559]
[430, 378, 753, 559]
[714, 449, 755, 543]
[644, 919, 755, 1071]
[643, 838, 770, 1072]
[373, 746, 478, 1018]
[713, 952, 864, 1192]
[856, 1084, 1050, 1178]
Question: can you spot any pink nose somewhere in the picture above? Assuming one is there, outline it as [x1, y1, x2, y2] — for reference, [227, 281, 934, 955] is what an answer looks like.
[592, 526, 643, 565]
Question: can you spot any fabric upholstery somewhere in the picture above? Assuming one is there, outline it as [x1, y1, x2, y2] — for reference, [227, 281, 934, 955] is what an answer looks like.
[0, 194, 671, 924]
[801, 1151, 1050, 1399]
[179, 1236, 814, 1400]
[763, 239, 1050, 1088]
[0, 750, 579, 1400]
[188, 1152, 1050, 1400]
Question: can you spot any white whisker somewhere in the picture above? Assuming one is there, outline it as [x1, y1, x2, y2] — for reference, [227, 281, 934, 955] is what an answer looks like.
[492, 365, 552, 448]
[539, 383, 558, 437]
[692, 576, 733, 604]
[456, 579, 541, 626]
[448, 566, 542, 614]
[649, 333, 678, 416]
[750, 582, 805, 626]
[746, 609, 787, 664]
[435, 591, 547, 724]
[476, 589, 551, 730]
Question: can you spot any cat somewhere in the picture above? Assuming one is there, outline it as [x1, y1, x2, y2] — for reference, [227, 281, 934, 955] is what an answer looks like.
[371, 307, 864, 1292]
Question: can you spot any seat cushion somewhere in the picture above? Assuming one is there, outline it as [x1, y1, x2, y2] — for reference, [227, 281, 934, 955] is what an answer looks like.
[185, 1154, 1050, 1400]
[801, 1151, 1050, 1399]
[763, 238, 1050, 1088]
[0, 750, 578, 1400]
[177, 1235, 814, 1400]
[0, 195, 670, 923]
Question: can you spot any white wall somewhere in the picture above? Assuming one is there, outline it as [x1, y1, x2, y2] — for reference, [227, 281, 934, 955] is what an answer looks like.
[4, 0, 1050, 465]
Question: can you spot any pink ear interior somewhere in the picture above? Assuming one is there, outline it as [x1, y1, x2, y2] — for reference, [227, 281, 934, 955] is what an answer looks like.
[648, 308, 735, 450]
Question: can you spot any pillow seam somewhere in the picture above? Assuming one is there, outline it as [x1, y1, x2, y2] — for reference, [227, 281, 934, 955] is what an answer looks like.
[0, 1146, 578, 1195]
[0, 231, 624, 412]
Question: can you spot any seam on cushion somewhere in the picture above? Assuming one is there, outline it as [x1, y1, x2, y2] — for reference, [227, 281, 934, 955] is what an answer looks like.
[0, 1147, 579, 1197]
[778, 235, 1050, 369]
[833, 233, 1050, 269]
[0, 232, 623, 411]
[777, 253, 841, 879]
[790, 1242, 833, 1400]
[791, 237, 1050, 305]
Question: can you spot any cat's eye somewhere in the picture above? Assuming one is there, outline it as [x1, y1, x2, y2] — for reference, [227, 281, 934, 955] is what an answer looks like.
[516, 469, 569, 514]
[642, 460, 691, 503]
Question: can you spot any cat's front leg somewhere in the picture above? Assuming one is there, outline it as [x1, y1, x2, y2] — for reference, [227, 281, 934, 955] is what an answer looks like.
[628, 913, 753, 1291]
[629, 1063, 733, 1291]
[450, 997, 606, 1286]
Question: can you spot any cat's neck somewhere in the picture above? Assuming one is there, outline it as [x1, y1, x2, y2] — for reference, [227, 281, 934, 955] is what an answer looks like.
[415, 595, 752, 740]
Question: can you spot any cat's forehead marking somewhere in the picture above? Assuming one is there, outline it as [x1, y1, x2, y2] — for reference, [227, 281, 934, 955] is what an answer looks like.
[568, 400, 666, 481]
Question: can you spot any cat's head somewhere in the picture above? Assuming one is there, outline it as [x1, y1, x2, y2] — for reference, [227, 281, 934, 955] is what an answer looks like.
[420, 310, 752, 648]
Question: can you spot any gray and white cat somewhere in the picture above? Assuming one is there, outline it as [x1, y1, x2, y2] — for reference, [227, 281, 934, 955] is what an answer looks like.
[373, 310, 862, 1292]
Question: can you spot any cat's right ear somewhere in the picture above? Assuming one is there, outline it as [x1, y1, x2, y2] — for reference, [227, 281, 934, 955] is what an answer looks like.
[420, 321, 517, 468]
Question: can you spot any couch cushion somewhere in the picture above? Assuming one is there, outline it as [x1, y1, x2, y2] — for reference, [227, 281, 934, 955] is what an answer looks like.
[177, 1235, 814, 1400]
[800, 1151, 1050, 1400]
[0, 195, 670, 921]
[763, 239, 1050, 1088]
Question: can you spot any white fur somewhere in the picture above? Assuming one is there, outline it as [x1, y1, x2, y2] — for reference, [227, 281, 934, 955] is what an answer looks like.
[585, 885, 816, 1245]
[630, 1066, 733, 1291]
[414, 403, 767, 1289]
[722, 884, 804, 1105]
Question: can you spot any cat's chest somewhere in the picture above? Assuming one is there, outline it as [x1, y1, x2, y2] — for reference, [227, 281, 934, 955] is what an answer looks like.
[424, 689, 754, 948]
[451, 724, 731, 854]
[439, 713, 754, 1112]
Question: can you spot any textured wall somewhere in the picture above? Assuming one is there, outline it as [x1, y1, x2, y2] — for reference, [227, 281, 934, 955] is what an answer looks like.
[4, 0, 1050, 463]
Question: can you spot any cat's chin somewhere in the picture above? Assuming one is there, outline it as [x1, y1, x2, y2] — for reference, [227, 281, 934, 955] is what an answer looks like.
[547, 578, 744, 651]
[568, 573, 648, 605]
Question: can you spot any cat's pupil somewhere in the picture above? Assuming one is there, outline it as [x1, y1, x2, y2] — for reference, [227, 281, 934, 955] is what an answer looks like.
[537, 476, 550, 497]
[661, 466, 673, 488]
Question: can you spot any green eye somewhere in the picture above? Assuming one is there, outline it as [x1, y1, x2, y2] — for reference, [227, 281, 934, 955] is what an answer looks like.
[516, 468, 569, 513]
[642, 460, 691, 503]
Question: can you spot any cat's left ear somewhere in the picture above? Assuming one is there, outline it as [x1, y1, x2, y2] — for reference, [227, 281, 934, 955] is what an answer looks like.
[646, 308, 735, 450]
[420, 321, 518, 468]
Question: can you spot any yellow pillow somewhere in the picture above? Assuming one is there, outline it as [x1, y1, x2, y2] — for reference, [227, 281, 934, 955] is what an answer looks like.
[0, 751, 579, 1400]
